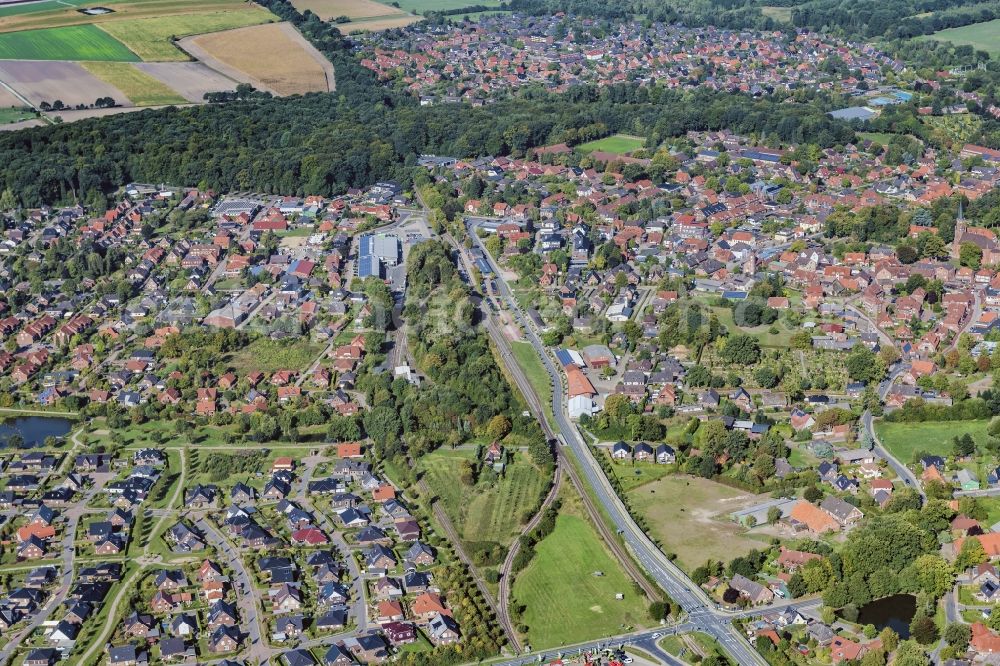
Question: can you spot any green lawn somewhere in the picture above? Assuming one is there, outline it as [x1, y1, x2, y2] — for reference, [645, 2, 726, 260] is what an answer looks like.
[417, 447, 550, 546]
[0, 24, 138, 60]
[509, 340, 554, 424]
[97, 9, 276, 61]
[512, 489, 647, 649]
[576, 134, 646, 155]
[0, 107, 35, 124]
[857, 132, 898, 147]
[603, 454, 673, 492]
[626, 474, 763, 572]
[874, 419, 990, 464]
[760, 5, 791, 22]
[915, 19, 1000, 58]
[226, 337, 325, 374]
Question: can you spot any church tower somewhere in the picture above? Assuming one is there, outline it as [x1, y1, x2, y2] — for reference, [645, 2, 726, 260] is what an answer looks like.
[951, 200, 966, 261]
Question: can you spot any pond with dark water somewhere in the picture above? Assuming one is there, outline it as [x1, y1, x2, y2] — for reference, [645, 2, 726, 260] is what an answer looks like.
[855, 594, 916, 638]
[0, 416, 74, 447]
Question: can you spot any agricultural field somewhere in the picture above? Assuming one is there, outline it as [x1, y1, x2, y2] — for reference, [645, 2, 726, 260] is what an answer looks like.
[81, 62, 186, 105]
[183, 22, 334, 95]
[0, 107, 35, 125]
[874, 419, 990, 464]
[915, 19, 1000, 59]
[393, 0, 502, 12]
[340, 14, 418, 31]
[511, 488, 648, 648]
[576, 133, 646, 155]
[416, 447, 551, 546]
[0, 24, 137, 60]
[0, 60, 132, 107]
[289, 0, 400, 20]
[98, 9, 277, 61]
[134, 62, 237, 102]
[626, 474, 766, 572]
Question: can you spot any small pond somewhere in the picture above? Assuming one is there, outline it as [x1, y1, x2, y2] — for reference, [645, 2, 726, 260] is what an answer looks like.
[0, 416, 74, 448]
[855, 594, 917, 638]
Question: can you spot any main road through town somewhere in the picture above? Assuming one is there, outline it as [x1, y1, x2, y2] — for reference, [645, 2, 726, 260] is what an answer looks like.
[460, 218, 771, 666]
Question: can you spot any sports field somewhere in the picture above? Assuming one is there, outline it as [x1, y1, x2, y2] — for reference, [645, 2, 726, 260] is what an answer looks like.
[915, 19, 1000, 58]
[874, 419, 990, 463]
[0, 24, 138, 60]
[511, 488, 648, 648]
[99, 9, 276, 61]
[81, 62, 186, 105]
[626, 474, 765, 572]
[576, 133, 646, 155]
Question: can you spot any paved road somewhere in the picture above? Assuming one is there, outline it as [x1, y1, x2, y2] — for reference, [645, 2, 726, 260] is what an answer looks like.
[862, 365, 924, 499]
[463, 219, 769, 666]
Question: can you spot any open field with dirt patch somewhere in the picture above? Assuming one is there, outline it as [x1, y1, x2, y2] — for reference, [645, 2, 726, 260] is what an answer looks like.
[626, 474, 767, 572]
[183, 22, 333, 95]
[0, 84, 24, 106]
[0, 23, 137, 60]
[290, 0, 399, 20]
[134, 61, 235, 101]
[0, 59, 131, 106]
[512, 487, 648, 648]
[81, 61, 185, 105]
[99, 8, 277, 61]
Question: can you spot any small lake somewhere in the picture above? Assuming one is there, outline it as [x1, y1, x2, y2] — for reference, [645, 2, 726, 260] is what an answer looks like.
[0, 416, 74, 448]
[856, 594, 916, 638]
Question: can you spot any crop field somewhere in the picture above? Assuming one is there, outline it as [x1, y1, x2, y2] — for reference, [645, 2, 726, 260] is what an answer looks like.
[184, 22, 333, 95]
[576, 133, 646, 155]
[341, 14, 418, 31]
[626, 474, 766, 571]
[875, 419, 990, 464]
[915, 19, 1000, 58]
[0, 24, 137, 60]
[417, 447, 550, 546]
[0, 59, 132, 106]
[135, 62, 236, 102]
[393, 0, 501, 11]
[0, 0, 272, 33]
[98, 9, 277, 61]
[81, 62, 186, 105]
[289, 0, 400, 20]
[512, 488, 647, 648]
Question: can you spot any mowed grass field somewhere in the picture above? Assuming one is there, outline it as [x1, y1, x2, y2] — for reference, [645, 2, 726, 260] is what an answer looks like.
[417, 447, 550, 546]
[875, 419, 990, 464]
[627, 474, 765, 572]
[81, 62, 186, 105]
[915, 19, 1000, 58]
[512, 488, 648, 648]
[760, 5, 791, 22]
[0, 24, 138, 60]
[576, 134, 646, 155]
[99, 9, 277, 61]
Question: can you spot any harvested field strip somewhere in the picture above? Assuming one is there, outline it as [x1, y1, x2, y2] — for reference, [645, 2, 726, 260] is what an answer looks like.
[0, 59, 133, 106]
[81, 61, 185, 105]
[98, 9, 277, 61]
[186, 22, 333, 95]
[0, 24, 138, 60]
[341, 14, 418, 30]
[289, 0, 399, 20]
[134, 61, 236, 102]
